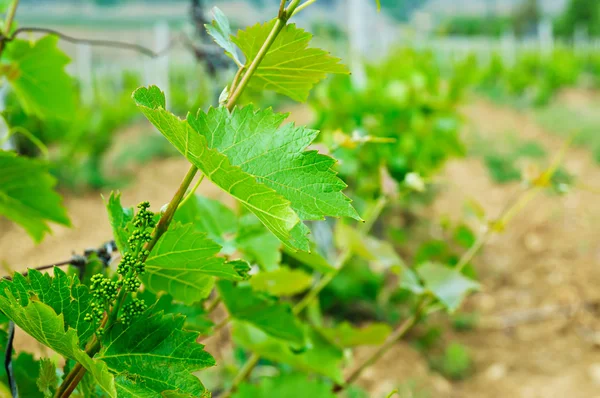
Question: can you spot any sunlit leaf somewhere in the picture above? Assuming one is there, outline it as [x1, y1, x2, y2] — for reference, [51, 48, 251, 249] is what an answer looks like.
[417, 262, 480, 312]
[249, 266, 313, 296]
[233, 373, 335, 398]
[2, 35, 75, 119]
[0, 151, 70, 242]
[232, 321, 343, 382]
[320, 322, 391, 348]
[37, 358, 58, 397]
[144, 223, 246, 304]
[205, 7, 242, 66]
[218, 280, 304, 344]
[233, 21, 348, 101]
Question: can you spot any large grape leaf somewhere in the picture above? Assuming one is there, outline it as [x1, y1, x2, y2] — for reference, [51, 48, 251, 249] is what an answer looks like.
[97, 311, 215, 397]
[0, 151, 70, 242]
[217, 280, 304, 345]
[0, 272, 116, 396]
[2, 35, 75, 119]
[134, 87, 359, 251]
[233, 21, 348, 101]
[233, 373, 336, 398]
[0, 268, 94, 344]
[232, 321, 343, 382]
[188, 105, 358, 222]
[249, 266, 312, 297]
[144, 223, 247, 304]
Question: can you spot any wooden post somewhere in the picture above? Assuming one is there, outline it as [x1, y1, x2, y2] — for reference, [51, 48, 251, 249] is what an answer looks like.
[76, 43, 94, 106]
[154, 21, 170, 108]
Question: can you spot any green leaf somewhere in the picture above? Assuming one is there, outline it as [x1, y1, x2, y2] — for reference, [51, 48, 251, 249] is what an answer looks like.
[134, 87, 302, 250]
[37, 358, 58, 397]
[236, 213, 282, 271]
[176, 196, 282, 270]
[249, 266, 313, 296]
[97, 311, 215, 397]
[176, 195, 238, 244]
[232, 321, 343, 382]
[375, 0, 381, 11]
[104, 191, 134, 253]
[11, 353, 42, 398]
[284, 246, 336, 274]
[320, 322, 391, 348]
[0, 268, 95, 344]
[335, 222, 405, 269]
[187, 105, 359, 224]
[417, 262, 480, 312]
[233, 21, 348, 101]
[233, 373, 336, 398]
[218, 280, 304, 344]
[2, 35, 75, 119]
[144, 223, 246, 304]
[139, 290, 214, 334]
[205, 7, 242, 66]
[0, 282, 116, 396]
[0, 151, 70, 242]
[134, 87, 359, 251]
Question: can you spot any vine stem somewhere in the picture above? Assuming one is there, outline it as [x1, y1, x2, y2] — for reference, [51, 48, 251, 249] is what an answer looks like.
[333, 299, 428, 393]
[0, 0, 19, 56]
[221, 197, 388, 398]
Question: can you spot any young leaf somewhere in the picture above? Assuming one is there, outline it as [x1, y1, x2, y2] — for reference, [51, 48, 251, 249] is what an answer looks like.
[233, 21, 348, 101]
[104, 192, 134, 253]
[37, 358, 58, 397]
[417, 262, 480, 312]
[134, 87, 359, 250]
[0, 151, 70, 242]
[205, 7, 242, 66]
[97, 311, 215, 397]
[320, 322, 391, 348]
[2, 35, 75, 119]
[144, 223, 247, 304]
[249, 266, 313, 296]
[233, 373, 336, 398]
[217, 280, 305, 344]
[232, 321, 343, 383]
[0, 277, 116, 395]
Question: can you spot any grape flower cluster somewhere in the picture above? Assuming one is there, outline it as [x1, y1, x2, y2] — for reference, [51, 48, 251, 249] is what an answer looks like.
[85, 201, 154, 334]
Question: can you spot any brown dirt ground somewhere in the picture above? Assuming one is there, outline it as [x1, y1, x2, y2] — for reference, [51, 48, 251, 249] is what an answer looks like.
[2, 93, 600, 397]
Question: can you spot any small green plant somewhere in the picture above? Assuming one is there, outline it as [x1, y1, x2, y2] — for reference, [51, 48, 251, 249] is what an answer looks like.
[431, 342, 472, 380]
